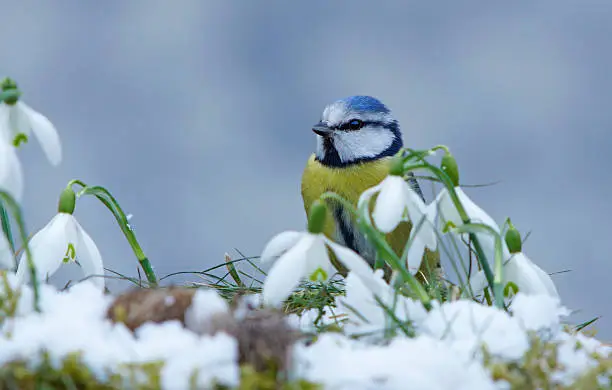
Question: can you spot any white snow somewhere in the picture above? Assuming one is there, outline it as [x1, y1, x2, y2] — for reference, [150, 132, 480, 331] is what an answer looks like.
[0, 272, 609, 389]
[294, 333, 496, 390]
[0, 277, 239, 388]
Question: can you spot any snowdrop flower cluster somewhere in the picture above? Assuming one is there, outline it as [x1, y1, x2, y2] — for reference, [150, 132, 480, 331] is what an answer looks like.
[253, 146, 598, 387]
[0, 78, 105, 291]
[261, 150, 558, 309]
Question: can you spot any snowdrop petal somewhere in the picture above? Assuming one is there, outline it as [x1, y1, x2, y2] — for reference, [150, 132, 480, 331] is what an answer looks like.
[0, 141, 24, 201]
[530, 262, 559, 298]
[338, 272, 387, 333]
[505, 253, 559, 298]
[18, 102, 62, 166]
[434, 188, 461, 227]
[306, 235, 333, 277]
[436, 186, 499, 230]
[17, 214, 74, 283]
[406, 236, 427, 275]
[373, 176, 407, 233]
[437, 187, 509, 269]
[262, 235, 313, 307]
[357, 182, 382, 211]
[326, 240, 379, 290]
[469, 270, 489, 296]
[409, 211, 438, 251]
[74, 219, 105, 290]
[260, 231, 303, 264]
[0, 104, 10, 142]
[455, 187, 499, 230]
[475, 231, 510, 273]
[8, 102, 31, 138]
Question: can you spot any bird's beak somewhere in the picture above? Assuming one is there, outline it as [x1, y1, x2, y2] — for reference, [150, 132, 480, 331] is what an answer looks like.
[312, 123, 333, 137]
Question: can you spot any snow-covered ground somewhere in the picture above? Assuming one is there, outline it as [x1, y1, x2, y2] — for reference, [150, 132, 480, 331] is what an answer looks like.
[0, 273, 609, 389]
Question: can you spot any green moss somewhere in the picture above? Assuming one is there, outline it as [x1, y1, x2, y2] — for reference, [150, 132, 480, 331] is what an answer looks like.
[235, 365, 320, 390]
[483, 332, 612, 389]
[0, 272, 20, 322]
[570, 352, 612, 389]
[0, 352, 165, 390]
[0, 353, 322, 390]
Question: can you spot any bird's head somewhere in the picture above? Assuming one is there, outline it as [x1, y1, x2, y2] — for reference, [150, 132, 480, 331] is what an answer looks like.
[312, 96, 403, 167]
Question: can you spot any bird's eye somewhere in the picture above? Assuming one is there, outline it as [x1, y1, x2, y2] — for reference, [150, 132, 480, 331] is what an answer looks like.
[348, 119, 363, 130]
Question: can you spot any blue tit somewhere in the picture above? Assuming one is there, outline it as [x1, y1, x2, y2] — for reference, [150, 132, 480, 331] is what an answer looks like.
[301, 96, 441, 282]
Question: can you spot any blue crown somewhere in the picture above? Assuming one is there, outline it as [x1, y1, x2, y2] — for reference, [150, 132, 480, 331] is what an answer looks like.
[340, 95, 390, 114]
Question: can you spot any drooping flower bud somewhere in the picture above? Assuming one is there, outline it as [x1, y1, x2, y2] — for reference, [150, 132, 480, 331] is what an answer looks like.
[307, 200, 327, 234]
[441, 152, 459, 187]
[57, 187, 76, 214]
[504, 219, 522, 254]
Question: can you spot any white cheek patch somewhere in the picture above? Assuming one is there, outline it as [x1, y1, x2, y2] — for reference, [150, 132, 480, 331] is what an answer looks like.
[333, 127, 395, 162]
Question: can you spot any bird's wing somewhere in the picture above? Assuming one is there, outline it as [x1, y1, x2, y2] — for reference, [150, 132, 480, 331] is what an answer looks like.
[405, 171, 426, 202]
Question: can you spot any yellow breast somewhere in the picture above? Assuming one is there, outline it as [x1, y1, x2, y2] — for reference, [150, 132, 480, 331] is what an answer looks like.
[300, 154, 392, 245]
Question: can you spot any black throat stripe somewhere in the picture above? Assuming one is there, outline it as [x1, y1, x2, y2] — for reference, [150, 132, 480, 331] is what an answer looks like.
[333, 207, 357, 254]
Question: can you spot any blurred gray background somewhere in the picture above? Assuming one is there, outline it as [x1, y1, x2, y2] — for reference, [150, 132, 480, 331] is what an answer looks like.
[1, 2, 610, 339]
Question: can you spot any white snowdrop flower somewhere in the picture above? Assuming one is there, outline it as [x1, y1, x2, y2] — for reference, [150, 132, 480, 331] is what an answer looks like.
[16, 188, 104, 289]
[261, 200, 378, 307]
[502, 252, 559, 298]
[261, 229, 376, 307]
[0, 139, 24, 202]
[0, 79, 62, 165]
[431, 186, 511, 268]
[471, 221, 559, 300]
[358, 174, 437, 272]
[471, 252, 559, 300]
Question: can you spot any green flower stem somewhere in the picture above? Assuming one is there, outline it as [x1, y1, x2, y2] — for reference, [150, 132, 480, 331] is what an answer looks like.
[451, 223, 505, 309]
[400, 150, 497, 301]
[431, 145, 451, 154]
[0, 191, 40, 312]
[71, 181, 158, 287]
[0, 205, 16, 257]
[361, 217, 432, 309]
[67, 179, 88, 190]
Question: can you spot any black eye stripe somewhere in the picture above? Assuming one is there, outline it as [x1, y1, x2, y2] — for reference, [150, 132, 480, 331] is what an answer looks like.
[336, 120, 387, 131]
